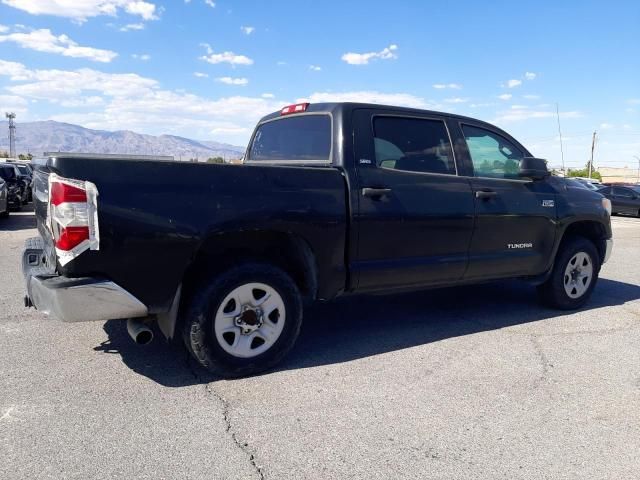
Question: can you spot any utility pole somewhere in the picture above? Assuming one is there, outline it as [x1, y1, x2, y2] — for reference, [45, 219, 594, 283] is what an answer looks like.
[5, 112, 16, 158]
[634, 155, 640, 185]
[556, 104, 565, 175]
[588, 131, 597, 179]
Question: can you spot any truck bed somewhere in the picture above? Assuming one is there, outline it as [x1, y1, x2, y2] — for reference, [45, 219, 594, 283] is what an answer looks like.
[34, 156, 348, 312]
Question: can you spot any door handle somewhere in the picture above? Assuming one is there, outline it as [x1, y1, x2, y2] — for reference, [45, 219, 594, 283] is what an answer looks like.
[475, 189, 498, 200]
[362, 187, 392, 199]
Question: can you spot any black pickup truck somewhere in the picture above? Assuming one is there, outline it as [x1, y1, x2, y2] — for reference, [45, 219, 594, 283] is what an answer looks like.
[23, 102, 613, 377]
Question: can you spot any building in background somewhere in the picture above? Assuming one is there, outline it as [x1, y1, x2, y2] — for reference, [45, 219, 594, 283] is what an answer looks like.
[599, 167, 640, 184]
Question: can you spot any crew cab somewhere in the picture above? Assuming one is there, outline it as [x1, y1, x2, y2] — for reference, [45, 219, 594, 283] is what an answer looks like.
[22, 103, 613, 377]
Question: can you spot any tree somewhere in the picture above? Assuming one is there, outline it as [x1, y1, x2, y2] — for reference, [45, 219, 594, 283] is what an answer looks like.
[18, 153, 33, 161]
[567, 168, 602, 181]
[0, 151, 8, 158]
[207, 157, 225, 164]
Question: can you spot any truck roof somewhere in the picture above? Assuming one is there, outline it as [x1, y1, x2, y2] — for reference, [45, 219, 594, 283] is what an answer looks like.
[258, 102, 502, 127]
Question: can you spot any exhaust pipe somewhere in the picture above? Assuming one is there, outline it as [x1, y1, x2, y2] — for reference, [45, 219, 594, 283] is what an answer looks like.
[126, 318, 154, 345]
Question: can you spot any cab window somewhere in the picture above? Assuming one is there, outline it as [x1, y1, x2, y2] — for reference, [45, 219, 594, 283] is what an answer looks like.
[373, 116, 456, 175]
[462, 125, 524, 179]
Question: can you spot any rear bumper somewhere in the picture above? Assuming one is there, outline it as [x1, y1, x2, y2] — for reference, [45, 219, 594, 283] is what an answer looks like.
[22, 237, 148, 322]
[603, 238, 613, 264]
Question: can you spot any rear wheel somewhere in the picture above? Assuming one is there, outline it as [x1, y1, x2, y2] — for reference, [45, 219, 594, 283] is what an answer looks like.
[538, 236, 600, 310]
[0, 203, 8, 218]
[182, 263, 303, 378]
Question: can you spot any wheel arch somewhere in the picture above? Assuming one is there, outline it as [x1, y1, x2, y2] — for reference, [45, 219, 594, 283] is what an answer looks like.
[557, 220, 608, 265]
[158, 229, 318, 341]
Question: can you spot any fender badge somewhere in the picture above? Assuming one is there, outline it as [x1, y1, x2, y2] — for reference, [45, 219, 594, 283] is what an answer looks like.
[542, 199, 555, 207]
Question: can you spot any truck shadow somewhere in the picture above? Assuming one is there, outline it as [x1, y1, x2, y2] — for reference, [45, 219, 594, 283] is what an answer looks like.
[0, 205, 36, 231]
[95, 278, 640, 386]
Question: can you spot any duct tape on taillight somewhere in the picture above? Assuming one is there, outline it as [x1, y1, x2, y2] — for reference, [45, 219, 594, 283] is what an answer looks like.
[47, 173, 100, 266]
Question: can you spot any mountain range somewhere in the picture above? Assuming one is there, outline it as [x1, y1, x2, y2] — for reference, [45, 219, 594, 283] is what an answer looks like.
[0, 121, 245, 160]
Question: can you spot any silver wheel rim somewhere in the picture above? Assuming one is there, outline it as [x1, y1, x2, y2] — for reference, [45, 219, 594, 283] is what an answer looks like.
[563, 251, 594, 299]
[214, 282, 286, 358]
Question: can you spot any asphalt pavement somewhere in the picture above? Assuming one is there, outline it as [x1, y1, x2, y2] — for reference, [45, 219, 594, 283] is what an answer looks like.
[1, 208, 640, 479]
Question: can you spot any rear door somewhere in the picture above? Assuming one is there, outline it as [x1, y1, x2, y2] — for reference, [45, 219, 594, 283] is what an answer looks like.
[351, 109, 475, 291]
[454, 122, 557, 279]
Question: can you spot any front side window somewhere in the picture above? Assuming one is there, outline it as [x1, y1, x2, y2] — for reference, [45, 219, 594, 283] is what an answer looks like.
[248, 115, 331, 162]
[462, 125, 524, 179]
[373, 117, 456, 175]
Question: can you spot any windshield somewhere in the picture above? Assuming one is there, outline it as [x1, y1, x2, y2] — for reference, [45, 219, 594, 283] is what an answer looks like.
[248, 114, 331, 162]
[630, 185, 640, 193]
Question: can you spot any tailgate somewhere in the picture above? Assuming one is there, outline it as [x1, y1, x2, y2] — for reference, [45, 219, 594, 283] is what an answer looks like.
[31, 167, 57, 272]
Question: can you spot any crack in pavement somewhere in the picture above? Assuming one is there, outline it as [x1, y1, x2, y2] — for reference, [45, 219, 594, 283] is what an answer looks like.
[184, 354, 266, 480]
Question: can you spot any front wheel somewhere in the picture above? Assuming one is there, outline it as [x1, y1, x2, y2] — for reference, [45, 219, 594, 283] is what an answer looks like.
[537, 236, 600, 310]
[182, 263, 303, 378]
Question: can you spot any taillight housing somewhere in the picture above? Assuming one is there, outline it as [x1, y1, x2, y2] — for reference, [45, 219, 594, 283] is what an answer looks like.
[48, 173, 100, 266]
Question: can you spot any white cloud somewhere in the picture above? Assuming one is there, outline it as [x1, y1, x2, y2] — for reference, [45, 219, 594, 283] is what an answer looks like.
[498, 93, 512, 100]
[494, 106, 581, 123]
[216, 76, 248, 86]
[276, 61, 287, 66]
[444, 97, 468, 104]
[506, 79, 522, 88]
[432, 83, 462, 90]
[1, 0, 160, 22]
[193, 72, 208, 78]
[199, 43, 253, 65]
[523, 94, 540, 100]
[0, 59, 31, 80]
[309, 65, 321, 71]
[0, 58, 279, 144]
[0, 94, 29, 115]
[120, 23, 144, 31]
[131, 53, 150, 61]
[204, 0, 215, 7]
[301, 91, 433, 109]
[261, 93, 274, 98]
[600, 122, 614, 130]
[240, 26, 254, 35]
[0, 28, 117, 62]
[0, 24, 8, 33]
[629, 99, 640, 105]
[525, 72, 537, 80]
[341, 44, 398, 65]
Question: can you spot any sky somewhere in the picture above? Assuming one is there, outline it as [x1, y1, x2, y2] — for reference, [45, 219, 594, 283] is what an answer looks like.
[0, 0, 638, 169]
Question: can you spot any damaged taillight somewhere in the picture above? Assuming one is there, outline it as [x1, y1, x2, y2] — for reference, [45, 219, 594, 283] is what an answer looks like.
[48, 173, 100, 266]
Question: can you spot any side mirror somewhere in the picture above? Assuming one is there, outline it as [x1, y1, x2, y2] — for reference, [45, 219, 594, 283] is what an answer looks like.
[519, 157, 549, 181]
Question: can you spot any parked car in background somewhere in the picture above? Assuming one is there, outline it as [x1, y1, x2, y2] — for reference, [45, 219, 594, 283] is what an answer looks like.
[572, 178, 604, 192]
[0, 177, 9, 218]
[598, 185, 640, 216]
[0, 163, 25, 210]
[14, 163, 34, 202]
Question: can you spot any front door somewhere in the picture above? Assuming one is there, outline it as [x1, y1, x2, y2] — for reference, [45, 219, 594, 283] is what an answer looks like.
[456, 123, 557, 279]
[352, 110, 475, 291]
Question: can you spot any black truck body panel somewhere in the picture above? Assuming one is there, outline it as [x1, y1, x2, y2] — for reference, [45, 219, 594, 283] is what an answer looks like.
[34, 159, 348, 312]
[28, 102, 612, 327]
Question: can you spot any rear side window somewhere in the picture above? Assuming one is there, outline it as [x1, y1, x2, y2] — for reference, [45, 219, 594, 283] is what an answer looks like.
[0, 166, 16, 181]
[462, 125, 524, 179]
[248, 115, 331, 162]
[613, 187, 634, 198]
[373, 117, 456, 175]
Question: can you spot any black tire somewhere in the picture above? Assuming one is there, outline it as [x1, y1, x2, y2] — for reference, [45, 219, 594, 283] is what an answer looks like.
[182, 263, 303, 378]
[537, 236, 600, 310]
